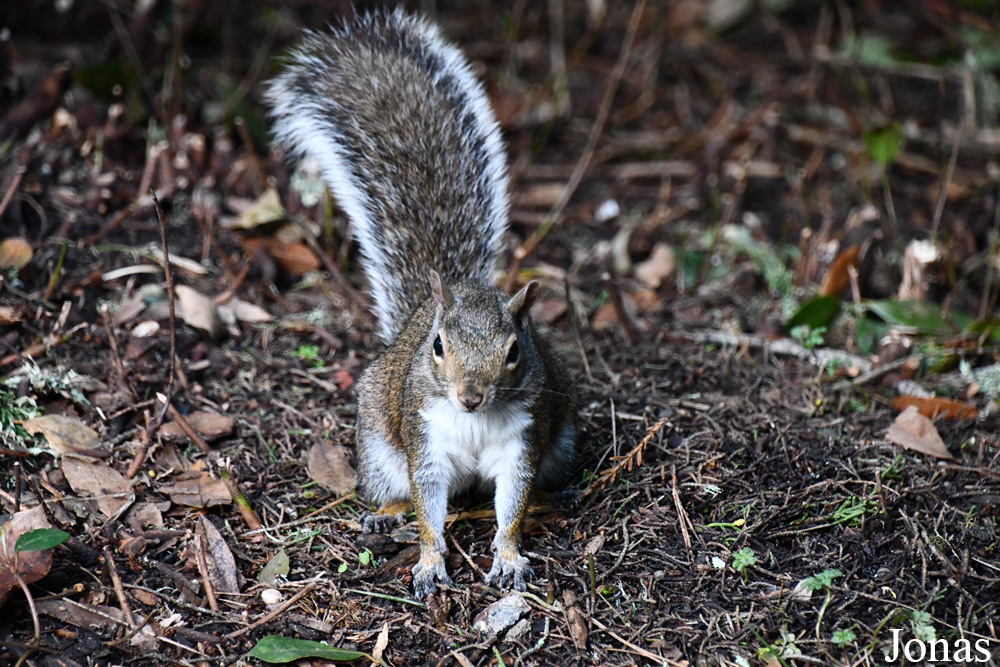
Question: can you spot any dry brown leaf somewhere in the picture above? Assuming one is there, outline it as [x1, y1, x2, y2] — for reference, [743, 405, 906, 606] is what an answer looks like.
[820, 244, 859, 297]
[518, 182, 565, 208]
[221, 187, 285, 229]
[532, 298, 567, 325]
[591, 302, 618, 332]
[158, 469, 232, 508]
[197, 517, 240, 594]
[159, 411, 235, 444]
[333, 369, 354, 391]
[583, 533, 605, 556]
[0, 306, 20, 324]
[0, 237, 33, 269]
[175, 285, 226, 341]
[372, 621, 390, 662]
[892, 396, 977, 420]
[635, 243, 675, 288]
[563, 590, 588, 650]
[885, 405, 956, 460]
[36, 598, 125, 631]
[307, 442, 357, 495]
[24, 415, 103, 454]
[226, 298, 273, 323]
[124, 502, 165, 533]
[62, 455, 135, 519]
[0, 506, 55, 607]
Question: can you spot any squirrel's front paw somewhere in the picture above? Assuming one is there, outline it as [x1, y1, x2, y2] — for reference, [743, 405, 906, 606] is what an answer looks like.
[361, 513, 401, 534]
[411, 553, 452, 599]
[485, 551, 534, 591]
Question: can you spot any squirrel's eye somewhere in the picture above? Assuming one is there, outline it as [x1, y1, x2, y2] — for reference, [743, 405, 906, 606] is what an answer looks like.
[433, 334, 444, 359]
[506, 341, 520, 366]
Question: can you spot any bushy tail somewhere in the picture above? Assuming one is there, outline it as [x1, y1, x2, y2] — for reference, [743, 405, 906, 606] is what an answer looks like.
[266, 9, 510, 342]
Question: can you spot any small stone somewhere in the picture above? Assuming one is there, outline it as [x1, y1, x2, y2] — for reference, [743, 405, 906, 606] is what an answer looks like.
[505, 618, 531, 642]
[473, 594, 530, 637]
[261, 589, 283, 605]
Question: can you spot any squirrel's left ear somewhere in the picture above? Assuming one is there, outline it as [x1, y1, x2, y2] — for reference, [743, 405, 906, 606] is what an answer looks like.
[507, 280, 539, 321]
[430, 270, 455, 309]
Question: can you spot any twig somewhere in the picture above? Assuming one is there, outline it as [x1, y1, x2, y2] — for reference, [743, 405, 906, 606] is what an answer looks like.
[150, 190, 178, 431]
[164, 403, 211, 454]
[505, 0, 647, 291]
[670, 465, 693, 560]
[603, 271, 640, 343]
[931, 122, 963, 243]
[193, 535, 219, 612]
[224, 582, 318, 638]
[0, 166, 25, 221]
[103, 547, 136, 627]
[585, 417, 669, 496]
[564, 277, 593, 382]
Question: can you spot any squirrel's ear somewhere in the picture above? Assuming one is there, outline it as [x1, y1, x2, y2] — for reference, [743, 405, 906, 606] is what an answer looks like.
[430, 270, 455, 309]
[507, 280, 539, 320]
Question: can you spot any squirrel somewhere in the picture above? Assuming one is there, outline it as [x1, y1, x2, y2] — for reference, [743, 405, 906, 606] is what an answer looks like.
[266, 8, 577, 598]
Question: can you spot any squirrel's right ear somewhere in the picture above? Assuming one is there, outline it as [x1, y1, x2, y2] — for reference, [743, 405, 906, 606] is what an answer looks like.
[507, 280, 539, 321]
[430, 270, 455, 309]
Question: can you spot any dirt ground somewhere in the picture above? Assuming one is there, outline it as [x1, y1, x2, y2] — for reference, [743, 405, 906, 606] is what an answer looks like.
[1, 1, 999, 666]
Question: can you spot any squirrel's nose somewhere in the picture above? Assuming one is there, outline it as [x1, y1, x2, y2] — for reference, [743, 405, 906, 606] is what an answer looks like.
[457, 389, 484, 411]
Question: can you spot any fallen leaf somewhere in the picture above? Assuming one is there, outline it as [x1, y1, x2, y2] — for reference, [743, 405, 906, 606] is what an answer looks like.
[265, 239, 321, 276]
[0, 507, 55, 607]
[175, 285, 226, 341]
[517, 182, 565, 208]
[24, 415, 103, 455]
[563, 590, 588, 650]
[885, 405, 956, 460]
[158, 469, 232, 508]
[591, 302, 618, 332]
[820, 245, 859, 297]
[36, 598, 125, 631]
[532, 298, 567, 325]
[635, 243, 675, 288]
[0, 306, 20, 324]
[197, 517, 240, 594]
[229, 187, 285, 230]
[892, 396, 977, 420]
[307, 442, 357, 495]
[372, 622, 389, 663]
[333, 369, 354, 391]
[62, 455, 135, 519]
[124, 502, 165, 533]
[226, 298, 273, 323]
[159, 411, 235, 444]
[583, 533, 605, 556]
[258, 549, 290, 585]
[0, 237, 32, 269]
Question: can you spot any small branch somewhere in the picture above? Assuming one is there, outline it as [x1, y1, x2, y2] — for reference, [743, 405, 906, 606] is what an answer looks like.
[193, 535, 219, 612]
[103, 547, 136, 628]
[0, 166, 26, 221]
[585, 417, 669, 496]
[224, 582, 317, 639]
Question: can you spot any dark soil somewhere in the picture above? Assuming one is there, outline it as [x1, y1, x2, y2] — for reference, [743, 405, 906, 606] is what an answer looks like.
[1, 1, 999, 666]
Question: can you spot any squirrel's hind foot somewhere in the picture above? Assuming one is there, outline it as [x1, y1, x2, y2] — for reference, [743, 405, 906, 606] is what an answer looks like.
[361, 513, 402, 533]
[547, 486, 580, 509]
[485, 553, 534, 592]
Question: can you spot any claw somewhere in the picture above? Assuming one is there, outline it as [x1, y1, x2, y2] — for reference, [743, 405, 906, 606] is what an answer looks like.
[361, 513, 400, 533]
[412, 555, 452, 598]
[485, 552, 534, 591]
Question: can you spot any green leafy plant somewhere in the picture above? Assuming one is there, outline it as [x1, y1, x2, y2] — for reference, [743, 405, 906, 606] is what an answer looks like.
[832, 627, 857, 648]
[731, 547, 757, 581]
[291, 344, 324, 367]
[790, 324, 827, 350]
[802, 568, 843, 591]
[829, 496, 877, 526]
[247, 635, 367, 663]
[358, 548, 375, 568]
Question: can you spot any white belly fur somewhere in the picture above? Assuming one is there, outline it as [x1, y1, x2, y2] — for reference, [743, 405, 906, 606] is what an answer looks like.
[420, 397, 531, 495]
